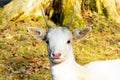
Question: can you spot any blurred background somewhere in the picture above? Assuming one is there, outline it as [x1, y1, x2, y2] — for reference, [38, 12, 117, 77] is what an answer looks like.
[0, 0, 120, 80]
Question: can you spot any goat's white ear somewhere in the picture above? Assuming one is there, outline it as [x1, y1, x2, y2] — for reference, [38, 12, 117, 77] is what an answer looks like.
[72, 27, 92, 40]
[27, 27, 46, 40]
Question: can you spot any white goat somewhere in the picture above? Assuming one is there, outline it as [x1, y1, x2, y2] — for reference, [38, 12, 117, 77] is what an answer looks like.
[28, 8, 120, 80]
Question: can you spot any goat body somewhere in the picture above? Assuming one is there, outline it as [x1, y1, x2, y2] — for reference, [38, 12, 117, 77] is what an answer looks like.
[51, 58, 120, 80]
[85, 59, 120, 80]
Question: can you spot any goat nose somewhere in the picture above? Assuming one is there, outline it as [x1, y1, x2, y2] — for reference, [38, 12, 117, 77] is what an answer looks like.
[52, 53, 61, 59]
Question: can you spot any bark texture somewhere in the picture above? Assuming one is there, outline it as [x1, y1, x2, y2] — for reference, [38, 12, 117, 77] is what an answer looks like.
[1, 0, 120, 27]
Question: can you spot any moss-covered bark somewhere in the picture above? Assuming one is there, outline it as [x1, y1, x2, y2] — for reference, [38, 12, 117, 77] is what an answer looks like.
[101, 0, 120, 23]
[0, 0, 53, 25]
[0, 0, 86, 29]
[51, 0, 85, 28]
[89, 0, 120, 23]
[1, 0, 120, 27]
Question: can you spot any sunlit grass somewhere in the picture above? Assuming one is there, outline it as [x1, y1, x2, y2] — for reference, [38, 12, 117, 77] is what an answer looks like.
[0, 14, 120, 80]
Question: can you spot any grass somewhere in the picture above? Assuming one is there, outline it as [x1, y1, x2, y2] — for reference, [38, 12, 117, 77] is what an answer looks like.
[0, 13, 120, 80]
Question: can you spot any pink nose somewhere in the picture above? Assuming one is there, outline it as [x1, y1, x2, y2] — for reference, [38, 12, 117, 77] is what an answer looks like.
[52, 53, 61, 59]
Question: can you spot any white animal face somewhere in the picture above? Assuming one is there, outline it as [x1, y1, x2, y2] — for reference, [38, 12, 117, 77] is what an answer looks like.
[28, 26, 91, 64]
[45, 27, 73, 64]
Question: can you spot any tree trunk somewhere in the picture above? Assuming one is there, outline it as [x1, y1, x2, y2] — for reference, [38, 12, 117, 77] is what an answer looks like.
[0, 0, 85, 29]
[1, 0, 120, 27]
[89, 0, 120, 23]
[101, 0, 120, 23]
[51, 0, 85, 29]
[0, 0, 53, 25]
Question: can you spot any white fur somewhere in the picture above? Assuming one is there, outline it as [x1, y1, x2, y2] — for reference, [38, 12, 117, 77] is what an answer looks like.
[28, 27, 120, 80]
[46, 27, 120, 80]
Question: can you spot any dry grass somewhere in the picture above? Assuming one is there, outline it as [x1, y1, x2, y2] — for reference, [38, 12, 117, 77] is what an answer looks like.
[0, 10, 120, 80]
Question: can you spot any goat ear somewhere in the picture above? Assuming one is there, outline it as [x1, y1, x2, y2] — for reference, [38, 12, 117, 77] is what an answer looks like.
[27, 27, 46, 40]
[72, 27, 92, 40]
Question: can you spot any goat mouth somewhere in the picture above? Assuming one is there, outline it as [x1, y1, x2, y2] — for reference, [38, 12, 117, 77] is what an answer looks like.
[51, 58, 63, 64]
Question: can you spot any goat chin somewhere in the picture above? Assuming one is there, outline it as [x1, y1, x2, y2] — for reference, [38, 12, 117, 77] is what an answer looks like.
[50, 58, 63, 64]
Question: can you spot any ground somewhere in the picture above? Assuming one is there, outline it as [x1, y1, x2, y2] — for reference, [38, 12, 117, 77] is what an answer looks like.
[0, 9, 120, 80]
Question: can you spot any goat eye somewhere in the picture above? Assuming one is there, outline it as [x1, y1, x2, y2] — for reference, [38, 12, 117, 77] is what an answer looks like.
[67, 40, 71, 44]
[46, 40, 49, 44]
